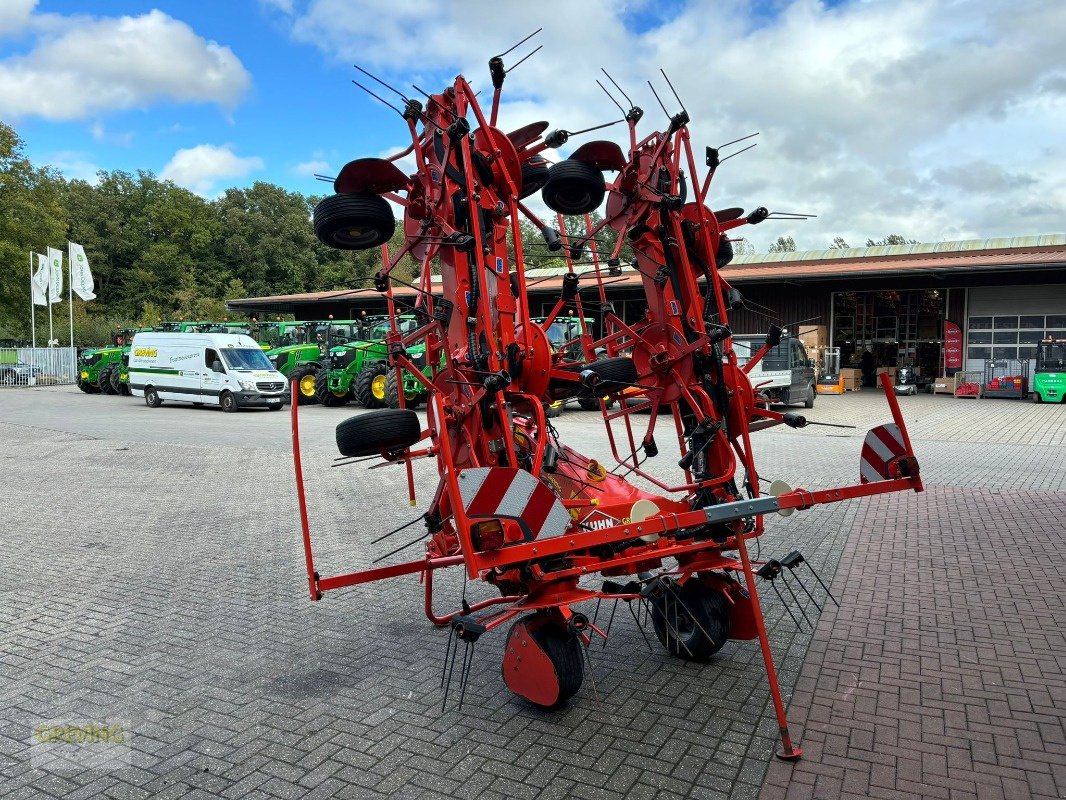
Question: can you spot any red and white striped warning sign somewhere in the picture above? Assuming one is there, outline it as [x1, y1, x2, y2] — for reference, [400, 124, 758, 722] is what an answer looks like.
[457, 467, 570, 542]
[859, 423, 907, 483]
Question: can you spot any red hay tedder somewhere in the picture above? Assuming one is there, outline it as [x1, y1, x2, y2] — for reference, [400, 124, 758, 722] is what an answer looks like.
[290, 38, 922, 761]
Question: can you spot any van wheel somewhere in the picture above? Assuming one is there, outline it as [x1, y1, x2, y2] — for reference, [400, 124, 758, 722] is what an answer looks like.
[336, 409, 421, 457]
[144, 387, 162, 408]
[804, 385, 815, 409]
[220, 391, 237, 413]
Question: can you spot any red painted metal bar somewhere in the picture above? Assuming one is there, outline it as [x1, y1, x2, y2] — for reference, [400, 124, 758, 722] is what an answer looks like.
[290, 376, 319, 601]
[318, 554, 466, 593]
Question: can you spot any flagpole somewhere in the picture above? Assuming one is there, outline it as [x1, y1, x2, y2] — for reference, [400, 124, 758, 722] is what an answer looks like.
[29, 252, 36, 349]
[67, 242, 75, 348]
[48, 281, 53, 346]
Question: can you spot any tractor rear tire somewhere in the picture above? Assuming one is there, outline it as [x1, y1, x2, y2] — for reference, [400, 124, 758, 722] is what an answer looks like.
[541, 160, 606, 215]
[506, 614, 584, 710]
[336, 408, 421, 457]
[98, 365, 117, 395]
[313, 192, 396, 251]
[291, 365, 320, 405]
[314, 369, 350, 407]
[648, 578, 730, 662]
[355, 363, 388, 409]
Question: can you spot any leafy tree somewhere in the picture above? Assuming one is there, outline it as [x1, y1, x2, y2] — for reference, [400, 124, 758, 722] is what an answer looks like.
[768, 236, 797, 253]
[866, 234, 918, 246]
[829, 236, 850, 249]
[732, 239, 756, 256]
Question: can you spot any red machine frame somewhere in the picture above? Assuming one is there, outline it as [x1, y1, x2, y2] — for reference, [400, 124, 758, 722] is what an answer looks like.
[291, 51, 923, 761]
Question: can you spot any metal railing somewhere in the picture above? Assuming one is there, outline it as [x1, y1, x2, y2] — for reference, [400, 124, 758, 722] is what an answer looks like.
[0, 347, 78, 387]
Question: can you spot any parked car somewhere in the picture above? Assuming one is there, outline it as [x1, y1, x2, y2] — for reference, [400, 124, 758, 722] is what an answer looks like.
[0, 360, 43, 386]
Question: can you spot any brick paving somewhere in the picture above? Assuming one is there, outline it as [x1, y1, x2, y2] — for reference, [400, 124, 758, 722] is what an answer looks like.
[1, 385, 1064, 799]
[761, 486, 1066, 799]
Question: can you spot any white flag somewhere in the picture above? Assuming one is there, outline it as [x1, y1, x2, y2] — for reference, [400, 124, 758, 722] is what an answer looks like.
[31, 253, 49, 306]
[68, 241, 97, 301]
[46, 246, 63, 304]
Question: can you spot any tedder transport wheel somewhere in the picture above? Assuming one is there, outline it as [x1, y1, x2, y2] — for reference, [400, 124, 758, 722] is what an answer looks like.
[648, 577, 730, 662]
[291, 365, 320, 406]
[385, 370, 421, 409]
[98, 365, 117, 395]
[519, 155, 550, 199]
[355, 363, 388, 409]
[335, 409, 421, 457]
[581, 356, 638, 395]
[541, 160, 606, 215]
[502, 613, 584, 709]
[314, 369, 350, 407]
[313, 192, 396, 250]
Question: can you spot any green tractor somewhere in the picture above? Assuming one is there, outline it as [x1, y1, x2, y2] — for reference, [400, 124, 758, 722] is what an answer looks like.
[313, 316, 433, 409]
[1032, 338, 1066, 403]
[535, 316, 612, 414]
[77, 328, 150, 395]
[267, 319, 381, 405]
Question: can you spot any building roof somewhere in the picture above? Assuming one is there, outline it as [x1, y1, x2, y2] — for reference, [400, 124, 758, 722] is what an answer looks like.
[227, 234, 1066, 314]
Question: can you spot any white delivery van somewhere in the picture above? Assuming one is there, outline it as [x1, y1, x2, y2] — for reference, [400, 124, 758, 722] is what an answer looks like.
[128, 332, 289, 412]
[731, 334, 817, 408]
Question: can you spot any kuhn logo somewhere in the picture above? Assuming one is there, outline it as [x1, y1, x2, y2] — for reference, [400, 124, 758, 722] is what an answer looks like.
[580, 510, 619, 531]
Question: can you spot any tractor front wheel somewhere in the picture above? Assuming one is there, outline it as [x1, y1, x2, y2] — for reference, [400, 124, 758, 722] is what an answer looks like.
[98, 365, 117, 395]
[110, 366, 129, 396]
[354, 363, 388, 409]
[77, 379, 98, 394]
[314, 369, 350, 407]
[291, 365, 320, 406]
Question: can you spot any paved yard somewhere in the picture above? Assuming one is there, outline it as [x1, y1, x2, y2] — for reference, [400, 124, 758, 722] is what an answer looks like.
[0, 386, 1063, 799]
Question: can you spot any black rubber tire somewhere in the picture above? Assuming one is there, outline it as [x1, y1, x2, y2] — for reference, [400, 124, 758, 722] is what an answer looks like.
[541, 160, 606, 215]
[520, 155, 550, 199]
[313, 192, 396, 250]
[109, 365, 128, 395]
[385, 369, 422, 409]
[354, 363, 388, 409]
[291, 365, 320, 406]
[509, 614, 584, 709]
[581, 357, 638, 395]
[545, 401, 563, 419]
[220, 391, 237, 413]
[268, 403, 284, 411]
[1032, 392, 1042, 404]
[98, 365, 117, 395]
[335, 408, 421, 457]
[804, 385, 815, 409]
[649, 579, 730, 662]
[314, 369, 350, 407]
[77, 379, 98, 394]
[144, 386, 162, 408]
[577, 397, 600, 411]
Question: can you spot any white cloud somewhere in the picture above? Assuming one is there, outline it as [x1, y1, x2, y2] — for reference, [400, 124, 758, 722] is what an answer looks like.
[161, 144, 263, 196]
[0, 0, 36, 37]
[287, 0, 1066, 249]
[292, 158, 331, 177]
[44, 151, 100, 184]
[0, 9, 250, 121]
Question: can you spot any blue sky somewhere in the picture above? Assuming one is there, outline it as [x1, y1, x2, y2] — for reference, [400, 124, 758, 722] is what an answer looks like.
[2, 0, 1063, 250]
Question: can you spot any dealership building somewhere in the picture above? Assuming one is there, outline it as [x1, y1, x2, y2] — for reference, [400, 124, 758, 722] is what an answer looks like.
[228, 234, 1066, 381]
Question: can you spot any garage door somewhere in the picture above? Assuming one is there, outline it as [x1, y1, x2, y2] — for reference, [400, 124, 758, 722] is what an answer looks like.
[965, 284, 1066, 374]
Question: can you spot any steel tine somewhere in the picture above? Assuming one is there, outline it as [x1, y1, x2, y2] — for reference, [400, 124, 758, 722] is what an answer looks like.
[580, 637, 600, 703]
[771, 581, 805, 629]
[661, 590, 695, 659]
[441, 629, 460, 711]
[806, 564, 840, 607]
[440, 626, 456, 688]
[602, 600, 618, 648]
[788, 567, 824, 613]
[592, 598, 602, 627]
[628, 600, 655, 652]
[780, 572, 813, 628]
[457, 641, 475, 711]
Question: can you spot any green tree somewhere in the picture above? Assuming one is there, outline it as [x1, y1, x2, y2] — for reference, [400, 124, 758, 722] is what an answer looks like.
[866, 234, 918, 246]
[0, 123, 68, 341]
[829, 236, 850, 249]
[768, 235, 797, 253]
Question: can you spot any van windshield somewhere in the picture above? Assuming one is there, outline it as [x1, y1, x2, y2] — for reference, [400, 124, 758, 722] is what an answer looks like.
[221, 348, 273, 371]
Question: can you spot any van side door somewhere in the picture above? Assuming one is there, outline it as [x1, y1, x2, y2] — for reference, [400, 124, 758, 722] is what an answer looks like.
[201, 347, 223, 402]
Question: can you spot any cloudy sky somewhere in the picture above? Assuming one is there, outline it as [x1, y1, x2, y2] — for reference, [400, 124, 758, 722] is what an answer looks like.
[2, 0, 1063, 252]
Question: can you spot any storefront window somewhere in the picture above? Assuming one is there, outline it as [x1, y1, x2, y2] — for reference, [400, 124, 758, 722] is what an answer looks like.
[1019, 315, 1044, 329]
[993, 316, 1018, 329]
[968, 331, 993, 344]
[969, 316, 993, 330]
[969, 346, 991, 360]
[992, 331, 1018, 344]
[967, 314, 1064, 365]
